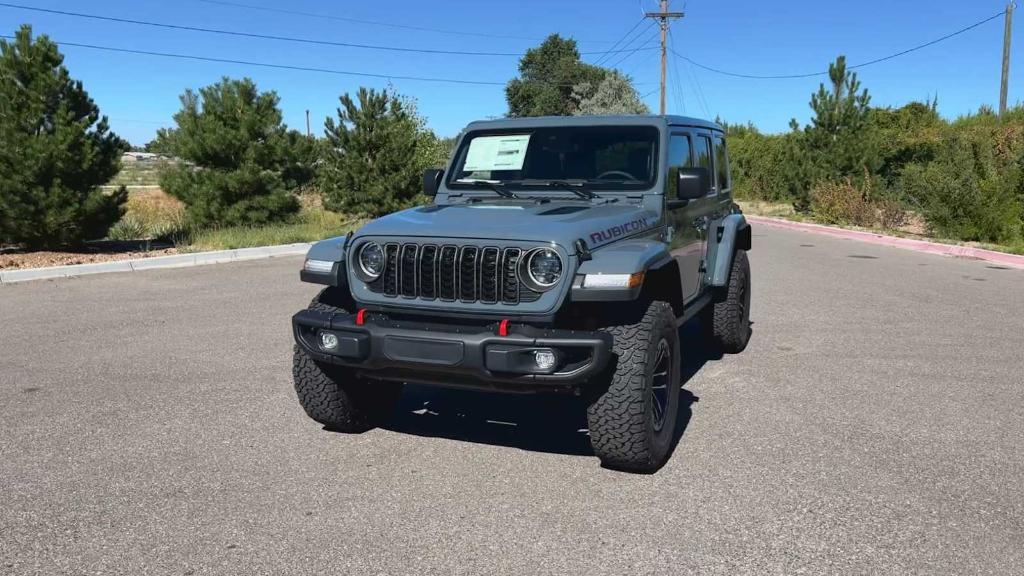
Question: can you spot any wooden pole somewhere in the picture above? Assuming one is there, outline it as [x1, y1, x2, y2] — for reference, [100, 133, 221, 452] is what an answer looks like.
[645, 1, 683, 115]
[1000, 2, 1014, 116]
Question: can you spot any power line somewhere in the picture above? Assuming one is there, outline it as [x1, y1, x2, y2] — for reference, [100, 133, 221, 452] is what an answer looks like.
[0, 3, 656, 58]
[607, 39, 660, 71]
[604, 20, 659, 69]
[666, 29, 686, 114]
[0, 36, 508, 85]
[190, 0, 569, 43]
[673, 9, 1008, 80]
[605, 20, 661, 69]
[683, 57, 712, 118]
[592, 18, 646, 66]
[0, 35, 651, 89]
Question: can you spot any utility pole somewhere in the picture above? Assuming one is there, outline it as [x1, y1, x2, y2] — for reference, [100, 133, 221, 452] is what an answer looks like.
[305, 109, 312, 138]
[1000, 2, 1015, 116]
[645, 0, 684, 115]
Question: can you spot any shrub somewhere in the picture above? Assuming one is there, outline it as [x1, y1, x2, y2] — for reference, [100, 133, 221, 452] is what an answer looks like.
[898, 120, 1023, 244]
[106, 191, 188, 241]
[0, 26, 128, 248]
[809, 179, 877, 227]
[107, 215, 148, 241]
[157, 77, 300, 227]
[876, 197, 910, 230]
[728, 128, 807, 203]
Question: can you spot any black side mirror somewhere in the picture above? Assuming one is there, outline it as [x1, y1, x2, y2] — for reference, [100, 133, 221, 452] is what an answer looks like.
[676, 167, 709, 201]
[423, 168, 444, 197]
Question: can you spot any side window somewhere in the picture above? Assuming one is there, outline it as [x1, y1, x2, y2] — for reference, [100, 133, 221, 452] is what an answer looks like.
[668, 134, 692, 169]
[666, 134, 691, 196]
[693, 135, 713, 194]
[714, 136, 730, 191]
[694, 135, 712, 171]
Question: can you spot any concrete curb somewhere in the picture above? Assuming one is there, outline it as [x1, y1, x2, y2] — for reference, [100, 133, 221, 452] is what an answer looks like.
[0, 243, 311, 285]
[746, 215, 1024, 270]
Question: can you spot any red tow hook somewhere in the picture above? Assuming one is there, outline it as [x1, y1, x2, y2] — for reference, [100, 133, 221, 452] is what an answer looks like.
[355, 309, 367, 326]
[498, 319, 510, 337]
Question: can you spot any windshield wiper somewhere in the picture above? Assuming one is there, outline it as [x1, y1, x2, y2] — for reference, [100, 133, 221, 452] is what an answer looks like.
[457, 179, 518, 199]
[515, 179, 600, 200]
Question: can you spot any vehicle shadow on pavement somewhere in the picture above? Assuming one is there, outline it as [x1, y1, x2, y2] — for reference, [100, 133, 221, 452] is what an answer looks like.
[379, 318, 715, 463]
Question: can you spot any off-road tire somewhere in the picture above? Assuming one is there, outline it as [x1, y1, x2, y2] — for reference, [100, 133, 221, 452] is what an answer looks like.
[292, 288, 402, 432]
[705, 249, 752, 354]
[586, 300, 681, 473]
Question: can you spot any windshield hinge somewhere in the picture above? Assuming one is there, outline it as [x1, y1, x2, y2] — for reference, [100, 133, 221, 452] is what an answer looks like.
[574, 238, 593, 262]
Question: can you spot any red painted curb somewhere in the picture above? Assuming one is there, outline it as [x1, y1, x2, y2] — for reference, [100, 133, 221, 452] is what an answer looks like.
[746, 215, 1024, 270]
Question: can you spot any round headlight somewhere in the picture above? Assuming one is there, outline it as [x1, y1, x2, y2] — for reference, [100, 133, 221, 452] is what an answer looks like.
[357, 242, 385, 280]
[525, 248, 563, 290]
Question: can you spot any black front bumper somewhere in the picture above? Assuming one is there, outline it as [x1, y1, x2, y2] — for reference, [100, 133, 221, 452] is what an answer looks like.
[292, 309, 612, 392]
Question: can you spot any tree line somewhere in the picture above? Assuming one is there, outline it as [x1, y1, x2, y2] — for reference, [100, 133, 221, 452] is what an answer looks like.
[1, 28, 647, 249]
[727, 57, 1023, 247]
[3, 24, 1020, 250]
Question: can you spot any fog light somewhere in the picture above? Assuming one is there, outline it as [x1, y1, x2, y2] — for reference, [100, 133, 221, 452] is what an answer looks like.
[534, 349, 557, 371]
[319, 331, 339, 351]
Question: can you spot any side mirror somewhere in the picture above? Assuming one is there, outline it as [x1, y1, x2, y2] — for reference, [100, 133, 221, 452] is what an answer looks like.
[423, 168, 444, 197]
[676, 167, 709, 201]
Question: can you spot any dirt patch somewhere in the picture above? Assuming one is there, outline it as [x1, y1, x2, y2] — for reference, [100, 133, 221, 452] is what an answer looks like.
[1, 241, 179, 270]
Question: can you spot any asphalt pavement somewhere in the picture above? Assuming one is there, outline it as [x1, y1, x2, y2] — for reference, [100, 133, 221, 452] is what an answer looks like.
[2, 226, 1022, 575]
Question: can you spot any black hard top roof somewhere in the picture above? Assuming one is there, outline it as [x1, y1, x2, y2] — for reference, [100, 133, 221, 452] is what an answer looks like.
[463, 114, 722, 132]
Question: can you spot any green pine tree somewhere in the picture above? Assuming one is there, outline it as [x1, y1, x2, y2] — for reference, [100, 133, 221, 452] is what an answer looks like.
[0, 25, 128, 248]
[158, 77, 300, 227]
[804, 56, 877, 179]
[319, 87, 426, 217]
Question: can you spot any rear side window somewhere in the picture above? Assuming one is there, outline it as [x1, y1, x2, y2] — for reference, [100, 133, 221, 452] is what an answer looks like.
[714, 136, 730, 191]
[694, 135, 712, 173]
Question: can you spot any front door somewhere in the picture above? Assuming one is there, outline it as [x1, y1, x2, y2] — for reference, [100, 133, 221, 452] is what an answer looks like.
[665, 132, 711, 302]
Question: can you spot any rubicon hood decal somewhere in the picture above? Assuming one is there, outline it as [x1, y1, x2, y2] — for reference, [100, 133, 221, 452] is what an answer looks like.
[589, 217, 651, 248]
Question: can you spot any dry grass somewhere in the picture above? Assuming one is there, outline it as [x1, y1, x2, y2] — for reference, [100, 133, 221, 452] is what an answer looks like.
[108, 189, 187, 241]
[735, 200, 799, 219]
[185, 209, 364, 251]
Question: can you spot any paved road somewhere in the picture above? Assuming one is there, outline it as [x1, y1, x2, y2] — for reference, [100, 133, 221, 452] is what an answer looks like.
[2, 227, 1023, 575]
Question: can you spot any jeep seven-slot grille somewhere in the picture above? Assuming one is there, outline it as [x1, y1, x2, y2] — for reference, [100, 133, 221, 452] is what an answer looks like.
[370, 243, 540, 304]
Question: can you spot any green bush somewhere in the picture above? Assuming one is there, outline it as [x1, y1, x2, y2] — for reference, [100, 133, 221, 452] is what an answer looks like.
[0, 26, 128, 248]
[107, 215, 149, 242]
[900, 130, 1022, 243]
[157, 77, 301, 228]
[727, 127, 807, 203]
[319, 88, 433, 217]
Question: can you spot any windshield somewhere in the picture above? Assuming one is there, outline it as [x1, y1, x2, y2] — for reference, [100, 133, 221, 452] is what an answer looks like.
[448, 125, 659, 191]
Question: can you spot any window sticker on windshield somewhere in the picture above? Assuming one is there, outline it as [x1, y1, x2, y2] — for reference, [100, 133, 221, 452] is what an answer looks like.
[463, 135, 531, 172]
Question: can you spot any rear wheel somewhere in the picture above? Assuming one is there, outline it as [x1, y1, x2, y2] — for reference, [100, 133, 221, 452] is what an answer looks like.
[704, 249, 752, 354]
[292, 288, 402, 432]
[586, 300, 681, 473]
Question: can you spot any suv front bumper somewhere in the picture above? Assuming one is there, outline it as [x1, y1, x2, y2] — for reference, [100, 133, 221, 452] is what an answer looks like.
[292, 309, 612, 392]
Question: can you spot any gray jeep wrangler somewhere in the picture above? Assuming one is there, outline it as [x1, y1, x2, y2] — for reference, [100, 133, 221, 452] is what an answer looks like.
[292, 115, 751, 472]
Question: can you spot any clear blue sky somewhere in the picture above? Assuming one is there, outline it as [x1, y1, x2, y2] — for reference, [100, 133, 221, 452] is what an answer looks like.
[2, 0, 1019, 146]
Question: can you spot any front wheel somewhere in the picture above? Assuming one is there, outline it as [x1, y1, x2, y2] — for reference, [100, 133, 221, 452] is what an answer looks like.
[586, 300, 681, 473]
[292, 288, 402, 432]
